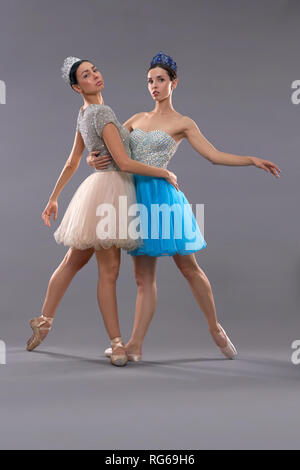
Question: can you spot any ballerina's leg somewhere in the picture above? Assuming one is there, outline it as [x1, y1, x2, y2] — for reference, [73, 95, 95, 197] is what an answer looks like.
[172, 253, 228, 348]
[125, 255, 158, 355]
[27, 247, 94, 348]
[95, 246, 122, 340]
[41, 247, 95, 317]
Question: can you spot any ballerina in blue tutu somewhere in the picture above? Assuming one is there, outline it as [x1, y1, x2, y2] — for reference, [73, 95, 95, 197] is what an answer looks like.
[87, 52, 281, 362]
[126, 126, 207, 257]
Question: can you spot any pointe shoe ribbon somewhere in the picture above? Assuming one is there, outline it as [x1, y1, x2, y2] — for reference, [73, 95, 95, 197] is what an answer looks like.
[105, 346, 142, 362]
[26, 315, 54, 352]
[110, 337, 128, 367]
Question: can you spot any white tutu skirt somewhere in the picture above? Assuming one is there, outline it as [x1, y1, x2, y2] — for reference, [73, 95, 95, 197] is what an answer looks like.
[54, 171, 140, 251]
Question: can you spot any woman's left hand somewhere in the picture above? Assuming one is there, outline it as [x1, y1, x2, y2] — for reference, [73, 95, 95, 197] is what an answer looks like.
[251, 157, 281, 178]
[165, 170, 179, 191]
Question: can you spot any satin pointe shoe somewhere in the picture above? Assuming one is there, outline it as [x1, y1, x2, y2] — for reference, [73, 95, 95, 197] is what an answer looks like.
[26, 315, 54, 351]
[105, 346, 142, 362]
[211, 324, 237, 359]
[110, 337, 128, 367]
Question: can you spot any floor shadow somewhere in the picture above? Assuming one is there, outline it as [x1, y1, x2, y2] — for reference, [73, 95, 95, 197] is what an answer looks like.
[7, 348, 299, 381]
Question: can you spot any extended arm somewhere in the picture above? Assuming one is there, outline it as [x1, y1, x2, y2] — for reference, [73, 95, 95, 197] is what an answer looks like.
[42, 131, 85, 226]
[183, 117, 280, 177]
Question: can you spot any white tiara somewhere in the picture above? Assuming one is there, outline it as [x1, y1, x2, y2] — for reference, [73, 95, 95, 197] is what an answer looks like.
[61, 56, 82, 85]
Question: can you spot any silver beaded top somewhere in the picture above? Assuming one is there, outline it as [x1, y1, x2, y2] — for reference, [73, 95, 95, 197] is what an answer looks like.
[129, 128, 178, 169]
[61, 56, 82, 85]
[76, 104, 131, 172]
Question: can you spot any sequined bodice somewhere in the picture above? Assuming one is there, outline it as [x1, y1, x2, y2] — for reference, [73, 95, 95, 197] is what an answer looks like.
[76, 104, 131, 172]
[129, 128, 178, 169]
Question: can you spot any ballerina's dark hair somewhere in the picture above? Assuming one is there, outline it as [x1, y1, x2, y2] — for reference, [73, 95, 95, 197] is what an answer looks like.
[148, 63, 177, 81]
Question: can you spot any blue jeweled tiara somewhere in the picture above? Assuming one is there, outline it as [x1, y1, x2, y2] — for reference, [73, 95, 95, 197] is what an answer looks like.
[150, 51, 177, 73]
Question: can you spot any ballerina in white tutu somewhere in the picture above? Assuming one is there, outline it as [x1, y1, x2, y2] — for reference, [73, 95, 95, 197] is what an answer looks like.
[26, 56, 178, 366]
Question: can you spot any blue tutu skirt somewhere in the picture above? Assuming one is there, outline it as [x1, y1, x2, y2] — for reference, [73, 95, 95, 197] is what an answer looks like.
[128, 175, 207, 257]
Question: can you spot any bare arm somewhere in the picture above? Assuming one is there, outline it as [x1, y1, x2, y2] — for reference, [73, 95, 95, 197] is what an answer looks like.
[183, 117, 281, 177]
[41, 131, 85, 227]
[183, 117, 253, 166]
[49, 130, 85, 201]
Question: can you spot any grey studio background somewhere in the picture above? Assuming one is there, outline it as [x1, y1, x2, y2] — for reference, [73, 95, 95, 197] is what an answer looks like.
[0, 0, 299, 450]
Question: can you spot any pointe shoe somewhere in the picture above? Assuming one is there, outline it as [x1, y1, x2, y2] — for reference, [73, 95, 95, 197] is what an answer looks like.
[105, 346, 142, 362]
[211, 324, 237, 359]
[127, 353, 142, 362]
[110, 337, 128, 367]
[26, 315, 54, 351]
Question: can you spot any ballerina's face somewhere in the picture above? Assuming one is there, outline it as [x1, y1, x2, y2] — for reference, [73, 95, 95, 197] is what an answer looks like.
[147, 66, 177, 101]
[72, 61, 104, 94]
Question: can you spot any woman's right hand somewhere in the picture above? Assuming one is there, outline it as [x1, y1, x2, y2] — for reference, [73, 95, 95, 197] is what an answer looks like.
[86, 151, 113, 170]
[165, 170, 179, 191]
[42, 199, 58, 227]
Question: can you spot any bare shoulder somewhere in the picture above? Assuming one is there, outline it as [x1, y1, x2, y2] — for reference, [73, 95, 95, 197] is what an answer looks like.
[123, 112, 148, 130]
[179, 115, 197, 132]
[128, 111, 148, 124]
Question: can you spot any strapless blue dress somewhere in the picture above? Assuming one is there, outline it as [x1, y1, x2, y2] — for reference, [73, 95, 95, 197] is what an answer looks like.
[128, 128, 207, 257]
